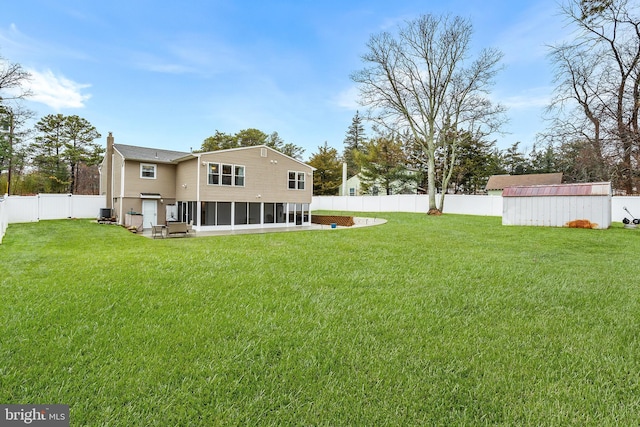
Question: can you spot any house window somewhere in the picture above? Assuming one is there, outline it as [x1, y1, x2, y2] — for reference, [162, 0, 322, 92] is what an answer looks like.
[235, 166, 245, 186]
[140, 163, 156, 179]
[221, 164, 233, 185]
[207, 163, 244, 186]
[208, 163, 220, 185]
[288, 171, 305, 190]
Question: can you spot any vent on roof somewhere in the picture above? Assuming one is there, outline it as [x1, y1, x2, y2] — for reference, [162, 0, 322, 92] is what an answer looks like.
[261, 148, 267, 157]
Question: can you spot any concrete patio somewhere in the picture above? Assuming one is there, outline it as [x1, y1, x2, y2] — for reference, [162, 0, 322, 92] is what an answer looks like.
[139, 216, 386, 239]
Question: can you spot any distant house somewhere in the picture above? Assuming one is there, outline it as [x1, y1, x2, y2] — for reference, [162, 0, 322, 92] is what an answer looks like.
[485, 173, 563, 196]
[338, 171, 420, 196]
[99, 133, 315, 231]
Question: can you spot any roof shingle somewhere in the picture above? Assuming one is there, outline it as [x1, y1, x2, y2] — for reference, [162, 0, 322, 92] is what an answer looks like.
[485, 173, 563, 190]
[114, 144, 191, 163]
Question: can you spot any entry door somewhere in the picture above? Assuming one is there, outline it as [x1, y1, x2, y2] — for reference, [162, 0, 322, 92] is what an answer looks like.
[142, 200, 158, 228]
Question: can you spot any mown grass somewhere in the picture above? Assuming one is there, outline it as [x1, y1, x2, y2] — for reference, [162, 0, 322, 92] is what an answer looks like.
[1, 213, 640, 426]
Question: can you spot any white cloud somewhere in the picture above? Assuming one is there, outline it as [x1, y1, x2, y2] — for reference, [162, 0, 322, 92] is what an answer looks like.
[138, 60, 195, 75]
[333, 86, 360, 110]
[501, 94, 551, 110]
[26, 69, 91, 109]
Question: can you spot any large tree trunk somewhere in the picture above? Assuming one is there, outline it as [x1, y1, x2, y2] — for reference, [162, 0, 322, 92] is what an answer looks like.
[427, 147, 438, 213]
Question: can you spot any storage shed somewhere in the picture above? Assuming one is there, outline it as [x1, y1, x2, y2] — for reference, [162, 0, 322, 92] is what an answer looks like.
[502, 182, 611, 229]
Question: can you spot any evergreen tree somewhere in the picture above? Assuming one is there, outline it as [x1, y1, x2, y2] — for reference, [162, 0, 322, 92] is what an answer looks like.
[356, 135, 416, 195]
[528, 142, 558, 174]
[201, 130, 237, 151]
[201, 129, 305, 159]
[32, 114, 68, 193]
[266, 131, 304, 159]
[63, 115, 102, 193]
[308, 142, 342, 195]
[451, 135, 498, 194]
[31, 114, 102, 193]
[502, 142, 529, 175]
[343, 111, 367, 177]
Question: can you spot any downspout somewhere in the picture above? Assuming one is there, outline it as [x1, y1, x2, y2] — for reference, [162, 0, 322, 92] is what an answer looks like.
[196, 154, 201, 228]
[106, 132, 114, 209]
[119, 159, 125, 225]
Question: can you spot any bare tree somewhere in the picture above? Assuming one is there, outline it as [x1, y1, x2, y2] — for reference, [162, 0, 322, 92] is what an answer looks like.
[1, 55, 32, 194]
[547, 0, 640, 193]
[0, 55, 31, 102]
[351, 14, 506, 213]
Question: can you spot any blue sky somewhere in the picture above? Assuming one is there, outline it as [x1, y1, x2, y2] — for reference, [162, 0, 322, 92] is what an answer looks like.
[1, 0, 568, 159]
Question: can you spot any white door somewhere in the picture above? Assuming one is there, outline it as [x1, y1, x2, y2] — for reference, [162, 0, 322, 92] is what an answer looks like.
[142, 200, 158, 228]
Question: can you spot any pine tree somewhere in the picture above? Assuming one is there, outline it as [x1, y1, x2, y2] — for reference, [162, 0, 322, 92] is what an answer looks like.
[31, 114, 102, 193]
[308, 142, 342, 195]
[356, 135, 416, 195]
[343, 111, 367, 177]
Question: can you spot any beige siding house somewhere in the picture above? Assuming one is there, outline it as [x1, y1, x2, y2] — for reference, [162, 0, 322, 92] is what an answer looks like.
[99, 133, 315, 231]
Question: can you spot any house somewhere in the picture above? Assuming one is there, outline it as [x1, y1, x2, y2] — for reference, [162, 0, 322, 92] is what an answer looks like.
[338, 171, 420, 196]
[339, 174, 363, 196]
[485, 173, 563, 196]
[99, 132, 315, 231]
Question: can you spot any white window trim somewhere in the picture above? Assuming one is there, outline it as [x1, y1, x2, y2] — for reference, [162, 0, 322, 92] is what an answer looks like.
[206, 162, 245, 187]
[234, 165, 245, 187]
[207, 162, 220, 185]
[140, 163, 157, 179]
[288, 170, 305, 190]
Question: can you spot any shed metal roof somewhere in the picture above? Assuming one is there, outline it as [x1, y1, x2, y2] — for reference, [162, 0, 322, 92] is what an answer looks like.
[502, 182, 611, 197]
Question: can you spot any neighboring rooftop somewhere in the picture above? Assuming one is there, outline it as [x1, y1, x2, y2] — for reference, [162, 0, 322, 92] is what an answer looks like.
[113, 144, 191, 163]
[485, 173, 563, 191]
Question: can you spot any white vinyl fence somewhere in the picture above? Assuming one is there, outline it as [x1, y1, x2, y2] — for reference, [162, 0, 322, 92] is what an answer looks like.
[312, 194, 504, 216]
[0, 195, 8, 244]
[4, 194, 104, 224]
[0, 194, 104, 244]
[312, 194, 640, 223]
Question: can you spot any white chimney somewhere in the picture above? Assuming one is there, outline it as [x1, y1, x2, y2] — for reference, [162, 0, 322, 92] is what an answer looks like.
[342, 162, 348, 196]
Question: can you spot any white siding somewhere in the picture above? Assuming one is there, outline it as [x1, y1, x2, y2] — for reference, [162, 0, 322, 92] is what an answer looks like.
[503, 195, 611, 229]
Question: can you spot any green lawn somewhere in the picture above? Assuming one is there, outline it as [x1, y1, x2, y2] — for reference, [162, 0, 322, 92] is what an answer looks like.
[1, 213, 640, 426]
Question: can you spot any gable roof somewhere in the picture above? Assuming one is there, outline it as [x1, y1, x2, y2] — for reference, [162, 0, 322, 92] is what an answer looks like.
[113, 143, 315, 170]
[194, 145, 316, 170]
[485, 173, 563, 191]
[113, 144, 192, 163]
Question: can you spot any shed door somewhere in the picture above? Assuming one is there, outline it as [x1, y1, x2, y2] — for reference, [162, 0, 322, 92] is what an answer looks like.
[142, 200, 158, 228]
